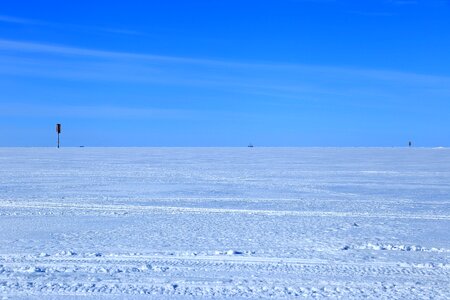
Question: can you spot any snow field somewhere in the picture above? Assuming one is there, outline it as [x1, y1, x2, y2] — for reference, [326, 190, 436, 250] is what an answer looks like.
[0, 147, 449, 298]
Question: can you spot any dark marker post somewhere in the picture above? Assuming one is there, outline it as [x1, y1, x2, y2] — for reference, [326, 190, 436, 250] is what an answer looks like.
[56, 123, 61, 148]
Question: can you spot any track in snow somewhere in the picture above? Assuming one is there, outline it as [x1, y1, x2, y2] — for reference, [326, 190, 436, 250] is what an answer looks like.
[1, 252, 449, 298]
[1, 200, 449, 220]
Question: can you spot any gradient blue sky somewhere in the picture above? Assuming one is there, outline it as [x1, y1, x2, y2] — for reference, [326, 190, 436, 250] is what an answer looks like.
[1, 0, 449, 146]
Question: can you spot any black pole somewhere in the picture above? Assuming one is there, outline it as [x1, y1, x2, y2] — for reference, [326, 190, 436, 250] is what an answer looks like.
[56, 123, 61, 148]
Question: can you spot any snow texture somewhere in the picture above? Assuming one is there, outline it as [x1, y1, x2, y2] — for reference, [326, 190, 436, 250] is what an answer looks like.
[0, 147, 449, 299]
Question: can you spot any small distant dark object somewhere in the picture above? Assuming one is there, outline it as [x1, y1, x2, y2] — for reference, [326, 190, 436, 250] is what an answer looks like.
[56, 123, 61, 148]
[80, 146, 85, 148]
[409, 141, 412, 147]
[248, 143, 254, 148]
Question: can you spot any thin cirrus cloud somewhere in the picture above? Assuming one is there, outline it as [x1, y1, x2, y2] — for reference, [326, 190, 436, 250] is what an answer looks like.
[0, 14, 42, 24]
[0, 14, 145, 36]
[1, 38, 450, 116]
[3, 36, 448, 89]
[0, 39, 224, 65]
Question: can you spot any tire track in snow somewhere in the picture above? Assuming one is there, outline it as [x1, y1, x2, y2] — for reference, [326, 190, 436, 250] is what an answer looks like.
[1, 253, 449, 298]
[1, 253, 449, 278]
[3, 196, 450, 205]
[1, 200, 449, 220]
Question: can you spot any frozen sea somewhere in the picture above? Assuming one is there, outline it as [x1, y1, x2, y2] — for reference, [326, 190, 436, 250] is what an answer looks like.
[0, 147, 449, 299]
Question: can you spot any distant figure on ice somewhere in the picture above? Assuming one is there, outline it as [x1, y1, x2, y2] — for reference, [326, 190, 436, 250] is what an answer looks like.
[248, 143, 254, 148]
[409, 141, 412, 147]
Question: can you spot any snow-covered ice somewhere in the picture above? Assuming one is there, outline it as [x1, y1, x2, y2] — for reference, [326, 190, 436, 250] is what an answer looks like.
[0, 147, 449, 299]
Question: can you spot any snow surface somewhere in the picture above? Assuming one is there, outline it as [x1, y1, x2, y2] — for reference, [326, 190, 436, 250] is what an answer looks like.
[0, 147, 449, 299]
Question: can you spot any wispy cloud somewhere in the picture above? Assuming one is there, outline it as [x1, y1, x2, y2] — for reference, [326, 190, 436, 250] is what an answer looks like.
[1, 38, 450, 113]
[0, 14, 144, 36]
[0, 39, 237, 66]
[2, 38, 450, 84]
[0, 14, 42, 25]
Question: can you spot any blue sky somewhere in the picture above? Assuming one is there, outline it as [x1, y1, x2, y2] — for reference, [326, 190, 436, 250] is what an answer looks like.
[0, 0, 449, 146]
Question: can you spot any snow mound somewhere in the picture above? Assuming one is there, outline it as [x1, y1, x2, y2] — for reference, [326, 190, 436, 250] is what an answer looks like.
[342, 243, 448, 252]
